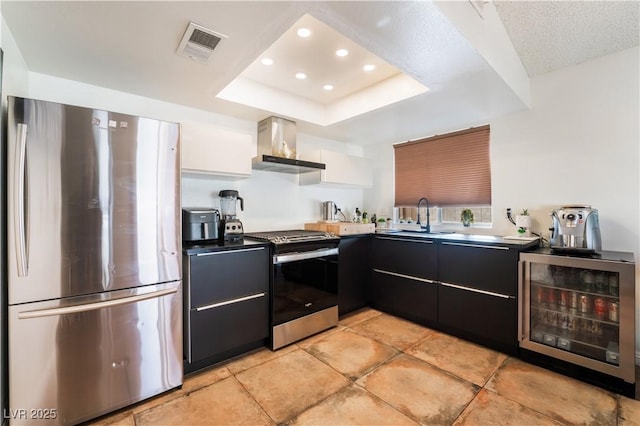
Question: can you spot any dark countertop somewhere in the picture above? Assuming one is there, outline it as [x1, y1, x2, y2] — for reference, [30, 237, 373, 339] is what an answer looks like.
[374, 229, 541, 249]
[527, 247, 635, 263]
[183, 238, 270, 255]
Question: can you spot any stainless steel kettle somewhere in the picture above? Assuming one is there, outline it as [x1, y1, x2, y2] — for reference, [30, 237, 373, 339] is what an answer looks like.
[322, 201, 338, 221]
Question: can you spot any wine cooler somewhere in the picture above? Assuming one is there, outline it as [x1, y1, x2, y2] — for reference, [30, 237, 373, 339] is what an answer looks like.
[519, 248, 636, 384]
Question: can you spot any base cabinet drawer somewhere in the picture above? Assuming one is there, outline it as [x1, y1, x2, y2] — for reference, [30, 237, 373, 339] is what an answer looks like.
[188, 293, 268, 364]
[188, 247, 269, 307]
[438, 242, 518, 295]
[438, 284, 517, 354]
[372, 237, 437, 279]
[370, 269, 437, 326]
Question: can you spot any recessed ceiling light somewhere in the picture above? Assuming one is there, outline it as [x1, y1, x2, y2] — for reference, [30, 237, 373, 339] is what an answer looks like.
[297, 28, 312, 38]
[335, 49, 349, 57]
[323, 84, 334, 91]
[363, 64, 376, 72]
[261, 58, 274, 66]
[295, 72, 307, 80]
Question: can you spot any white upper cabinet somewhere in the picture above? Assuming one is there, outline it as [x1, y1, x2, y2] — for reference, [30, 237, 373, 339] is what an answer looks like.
[299, 149, 373, 187]
[181, 121, 252, 179]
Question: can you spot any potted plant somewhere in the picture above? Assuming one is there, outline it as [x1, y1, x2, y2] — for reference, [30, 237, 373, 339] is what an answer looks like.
[460, 208, 474, 227]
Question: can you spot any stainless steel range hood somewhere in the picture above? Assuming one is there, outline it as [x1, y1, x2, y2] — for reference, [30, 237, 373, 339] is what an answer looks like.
[253, 116, 325, 174]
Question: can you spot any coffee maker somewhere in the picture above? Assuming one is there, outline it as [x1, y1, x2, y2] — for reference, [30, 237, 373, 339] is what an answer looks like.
[219, 190, 244, 242]
[550, 205, 602, 253]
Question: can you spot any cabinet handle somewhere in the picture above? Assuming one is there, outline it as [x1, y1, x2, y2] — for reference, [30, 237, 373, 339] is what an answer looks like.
[373, 269, 436, 284]
[375, 237, 433, 244]
[195, 247, 266, 257]
[439, 281, 512, 299]
[442, 242, 509, 250]
[195, 292, 266, 312]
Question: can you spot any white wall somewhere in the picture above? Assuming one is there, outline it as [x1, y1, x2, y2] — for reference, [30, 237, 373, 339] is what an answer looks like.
[1, 16, 29, 100]
[491, 47, 639, 251]
[364, 46, 640, 357]
[182, 171, 363, 232]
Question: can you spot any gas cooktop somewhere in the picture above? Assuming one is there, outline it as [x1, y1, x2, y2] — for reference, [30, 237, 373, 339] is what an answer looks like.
[244, 230, 338, 245]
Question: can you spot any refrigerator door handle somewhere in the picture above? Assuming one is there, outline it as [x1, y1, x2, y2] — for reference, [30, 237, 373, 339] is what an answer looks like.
[14, 123, 29, 277]
[17, 284, 179, 319]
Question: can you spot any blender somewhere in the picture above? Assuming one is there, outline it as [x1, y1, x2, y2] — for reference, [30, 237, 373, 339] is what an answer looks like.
[219, 190, 244, 242]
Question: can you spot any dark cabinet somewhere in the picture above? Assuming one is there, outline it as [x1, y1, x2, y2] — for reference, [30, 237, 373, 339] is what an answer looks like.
[184, 244, 270, 373]
[438, 283, 516, 353]
[370, 236, 438, 326]
[438, 241, 519, 295]
[372, 236, 438, 279]
[437, 241, 520, 354]
[338, 235, 370, 316]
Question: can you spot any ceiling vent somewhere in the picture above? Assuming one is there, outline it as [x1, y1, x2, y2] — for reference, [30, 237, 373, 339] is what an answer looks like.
[177, 22, 227, 63]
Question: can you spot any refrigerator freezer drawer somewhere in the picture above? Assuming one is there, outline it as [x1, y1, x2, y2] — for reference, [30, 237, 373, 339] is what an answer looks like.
[8, 282, 183, 425]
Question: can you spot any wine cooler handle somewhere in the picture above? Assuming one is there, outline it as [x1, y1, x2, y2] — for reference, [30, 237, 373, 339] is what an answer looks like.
[517, 259, 525, 342]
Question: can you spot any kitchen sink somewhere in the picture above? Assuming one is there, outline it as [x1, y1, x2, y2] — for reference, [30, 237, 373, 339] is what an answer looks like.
[399, 229, 456, 235]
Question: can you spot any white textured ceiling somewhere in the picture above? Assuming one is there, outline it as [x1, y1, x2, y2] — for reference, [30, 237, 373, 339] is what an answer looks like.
[493, 0, 640, 76]
[239, 13, 404, 105]
[220, 13, 429, 125]
[2, 1, 638, 146]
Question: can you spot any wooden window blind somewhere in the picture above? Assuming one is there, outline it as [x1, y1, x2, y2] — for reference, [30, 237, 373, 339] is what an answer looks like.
[394, 125, 491, 206]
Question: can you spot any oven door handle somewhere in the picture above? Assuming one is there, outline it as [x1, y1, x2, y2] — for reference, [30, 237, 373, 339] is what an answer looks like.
[274, 247, 339, 264]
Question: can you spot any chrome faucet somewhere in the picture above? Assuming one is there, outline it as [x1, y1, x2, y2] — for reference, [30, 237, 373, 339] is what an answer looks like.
[417, 197, 430, 233]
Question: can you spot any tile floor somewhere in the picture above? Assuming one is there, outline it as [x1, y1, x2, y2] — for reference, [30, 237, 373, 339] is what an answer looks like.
[92, 309, 640, 426]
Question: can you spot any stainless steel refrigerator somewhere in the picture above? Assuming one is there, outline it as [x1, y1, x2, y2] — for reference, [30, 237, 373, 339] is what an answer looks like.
[6, 97, 183, 424]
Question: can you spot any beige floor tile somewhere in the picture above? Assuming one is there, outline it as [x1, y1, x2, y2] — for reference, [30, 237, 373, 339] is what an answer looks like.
[619, 395, 640, 426]
[288, 384, 419, 426]
[235, 349, 350, 423]
[303, 329, 398, 380]
[128, 386, 185, 415]
[183, 365, 232, 393]
[224, 344, 298, 374]
[350, 313, 433, 350]
[357, 353, 479, 425]
[486, 358, 617, 424]
[89, 410, 135, 426]
[135, 376, 274, 425]
[296, 324, 347, 349]
[453, 388, 563, 426]
[339, 308, 383, 327]
[126, 367, 231, 416]
[406, 331, 507, 386]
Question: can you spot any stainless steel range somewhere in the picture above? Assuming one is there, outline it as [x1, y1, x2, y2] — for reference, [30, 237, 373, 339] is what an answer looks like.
[245, 230, 339, 349]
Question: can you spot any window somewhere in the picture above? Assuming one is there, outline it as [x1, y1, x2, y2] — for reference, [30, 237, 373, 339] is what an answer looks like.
[394, 125, 491, 224]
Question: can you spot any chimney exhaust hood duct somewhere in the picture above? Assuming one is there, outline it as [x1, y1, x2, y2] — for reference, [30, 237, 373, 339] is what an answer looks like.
[253, 116, 325, 174]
